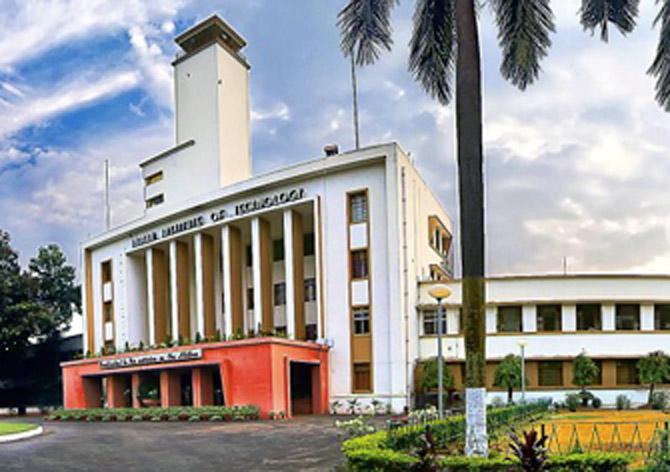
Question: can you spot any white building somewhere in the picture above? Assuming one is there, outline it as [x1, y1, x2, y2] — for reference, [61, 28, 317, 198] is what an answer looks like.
[63, 15, 668, 415]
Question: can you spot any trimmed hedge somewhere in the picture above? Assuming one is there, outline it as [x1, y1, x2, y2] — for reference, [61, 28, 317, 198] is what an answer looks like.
[440, 453, 630, 471]
[46, 405, 259, 422]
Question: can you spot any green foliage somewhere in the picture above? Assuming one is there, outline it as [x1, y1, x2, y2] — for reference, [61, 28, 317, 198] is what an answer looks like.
[335, 416, 377, 439]
[440, 455, 519, 471]
[573, 352, 600, 391]
[544, 452, 630, 471]
[137, 380, 159, 400]
[651, 391, 669, 410]
[638, 351, 670, 402]
[509, 429, 548, 472]
[565, 393, 580, 412]
[493, 354, 523, 402]
[592, 397, 602, 409]
[421, 357, 455, 392]
[616, 394, 632, 410]
[645, 429, 670, 471]
[46, 405, 260, 422]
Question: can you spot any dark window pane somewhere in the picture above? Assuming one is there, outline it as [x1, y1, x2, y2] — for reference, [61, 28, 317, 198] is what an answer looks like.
[422, 309, 446, 336]
[497, 306, 522, 332]
[353, 362, 371, 392]
[537, 304, 562, 331]
[304, 233, 315, 256]
[616, 304, 640, 330]
[351, 250, 368, 279]
[655, 305, 670, 330]
[577, 304, 601, 331]
[274, 283, 286, 306]
[616, 360, 639, 385]
[350, 193, 368, 223]
[538, 361, 563, 387]
[304, 278, 316, 302]
[353, 307, 370, 335]
[273, 239, 284, 262]
[247, 288, 254, 310]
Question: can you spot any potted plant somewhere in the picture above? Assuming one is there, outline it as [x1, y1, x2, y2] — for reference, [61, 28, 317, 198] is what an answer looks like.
[137, 381, 160, 408]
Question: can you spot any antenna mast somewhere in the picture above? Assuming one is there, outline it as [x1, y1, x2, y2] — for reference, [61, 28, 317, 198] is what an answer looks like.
[350, 52, 360, 150]
[104, 159, 111, 230]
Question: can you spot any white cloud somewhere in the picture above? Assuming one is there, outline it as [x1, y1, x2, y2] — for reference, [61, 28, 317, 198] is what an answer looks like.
[250, 102, 291, 123]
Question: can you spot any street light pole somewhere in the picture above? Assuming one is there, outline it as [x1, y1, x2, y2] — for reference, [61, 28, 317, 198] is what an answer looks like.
[428, 284, 452, 420]
[518, 339, 528, 403]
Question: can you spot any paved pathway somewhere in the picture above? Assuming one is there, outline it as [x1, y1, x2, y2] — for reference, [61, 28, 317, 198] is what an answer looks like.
[0, 416, 346, 471]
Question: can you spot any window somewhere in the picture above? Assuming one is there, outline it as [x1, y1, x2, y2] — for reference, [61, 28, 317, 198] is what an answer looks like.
[616, 360, 639, 385]
[458, 308, 463, 334]
[304, 233, 315, 256]
[274, 283, 286, 306]
[146, 194, 164, 208]
[349, 192, 368, 223]
[537, 305, 562, 332]
[655, 305, 670, 330]
[576, 304, 601, 331]
[353, 362, 371, 392]
[102, 261, 112, 282]
[144, 171, 163, 186]
[497, 306, 522, 332]
[246, 245, 252, 267]
[104, 303, 113, 323]
[306, 324, 317, 341]
[273, 239, 284, 262]
[591, 360, 603, 385]
[304, 278, 316, 302]
[353, 307, 370, 335]
[351, 250, 369, 279]
[247, 288, 254, 310]
[422, 310, 446, 336]
[616, 304, 640, 330]
[538, 361, 563, 387]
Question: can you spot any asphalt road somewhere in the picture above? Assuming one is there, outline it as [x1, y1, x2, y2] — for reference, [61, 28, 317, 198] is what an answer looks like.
[0, 416, 346, 471]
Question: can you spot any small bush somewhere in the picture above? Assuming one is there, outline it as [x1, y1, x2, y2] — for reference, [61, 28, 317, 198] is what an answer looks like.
[116, 415, 127, 421]
[188, 415, 200, 422]
[545, 452, 630, 471]
[592, 397, 602, 409]
[168, 415, 179, 422]
[209, 415, 223, 422]
[616, 394, 632, 410]
[565, 394, 580, 412]
[490, 396, 506, 408]
[101, 414, 113, 422]
[651, 391, 669, 410]
[131, 415, 143, 422]
[150, 416, 161, 422]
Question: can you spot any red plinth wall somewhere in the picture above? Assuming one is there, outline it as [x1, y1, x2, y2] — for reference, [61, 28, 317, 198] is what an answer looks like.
[61, 338, 329, 418]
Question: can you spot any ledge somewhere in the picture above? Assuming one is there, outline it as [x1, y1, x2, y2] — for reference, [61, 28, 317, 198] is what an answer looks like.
[0, 425, 42, 443]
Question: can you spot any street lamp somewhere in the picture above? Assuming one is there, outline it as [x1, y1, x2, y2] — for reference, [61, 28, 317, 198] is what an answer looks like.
[517, 339, 528, 403]
[428, 284, 452, 419]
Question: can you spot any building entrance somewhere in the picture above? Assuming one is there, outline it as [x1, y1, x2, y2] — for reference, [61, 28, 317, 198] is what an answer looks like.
[290, 362, 314, 415]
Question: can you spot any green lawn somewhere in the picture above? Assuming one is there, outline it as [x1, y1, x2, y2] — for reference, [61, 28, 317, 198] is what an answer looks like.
[0, 422, 37, 435]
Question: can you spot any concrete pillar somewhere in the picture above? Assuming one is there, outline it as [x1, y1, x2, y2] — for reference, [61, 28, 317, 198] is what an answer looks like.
[485, 306, 496, 333]
[192, 367, 214, 407]
[222, 225, 244, 337]
[170, 240, 191, 341]
[146, 249, 156, 345]
[284, 209, 305, 340]
[313, 198, 324, 339]
[251, 217, 273, 333]
[106, 375, 128, 408]
[194, 233, 206, 338]
[160, 370, 181, 407]
[446, 307, 459, 335]
[131, 373, 142, 408]
[562, 304, 576, 331]
[602, 304, 615, 331]
[641, 304, 654, 331]
[522, 305, 536, 332]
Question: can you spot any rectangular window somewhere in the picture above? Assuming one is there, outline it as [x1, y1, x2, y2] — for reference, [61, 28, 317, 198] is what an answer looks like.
[145, 194, 164, 208]
[537, 304, 562, 332]
[353, 307, 370, 335]
[144, 171, 163, 186]
[274, 282, 286, 306]
[655, 304, 670, 330]
[592, 360, 603, 385]
[304, 233, 315, 256]
[497, 306, 522, 332]
[616, 304, 640, 330]
[304, 278, 316, 302]
[576, 304, 601, 331]
[538, 361, 563, 387]
[102, 260, 112, 283]
[103, 303, 113, 323]
[351, 250, 369, 279]
[247, 288, 254, 310]
[246, 245, 252, 267]
[349, 192, 368, 224]
[616, 360, 639, 385]
[353, 362, 371, 392]
[422, 310, 446, 336]
[306, 324, 317, 341]
[273, 239, 284, 262]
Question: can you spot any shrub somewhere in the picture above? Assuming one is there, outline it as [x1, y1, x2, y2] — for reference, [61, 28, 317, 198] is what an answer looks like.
[544, 452, 630, 471]
[116, 414, 127, 421]
[421, 357, 455, 392]
[209, 415, 223, 422]
[490, 396, 506, 409]
[440, 455, 518, 471]
[336, 416, 377, 439]
[131, 415, 143, 422]
[616, 394, 632, 410]
[188, 415, 200, 422]
[101, 414, 113, 422]
[168, 415, 179, 422]
[565, 394, 580, 412]
[651, 391, 669, 410]
[509, 429, 548, 472]
[493, 354, 523, 403]
[592, 397, 602, 409]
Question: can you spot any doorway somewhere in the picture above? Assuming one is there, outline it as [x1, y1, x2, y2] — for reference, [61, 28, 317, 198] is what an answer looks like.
[290, 362, 314, 415]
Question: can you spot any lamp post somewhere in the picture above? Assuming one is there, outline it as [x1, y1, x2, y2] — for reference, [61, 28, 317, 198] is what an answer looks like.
[428, 284, 452, 419]
[518, 339, 528, 403]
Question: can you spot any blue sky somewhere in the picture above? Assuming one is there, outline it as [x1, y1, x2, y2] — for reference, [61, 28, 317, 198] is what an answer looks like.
[1, 0, 670, 280]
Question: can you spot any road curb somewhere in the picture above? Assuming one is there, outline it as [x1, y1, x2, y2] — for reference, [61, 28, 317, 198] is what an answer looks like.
[0, 425, 43, 443]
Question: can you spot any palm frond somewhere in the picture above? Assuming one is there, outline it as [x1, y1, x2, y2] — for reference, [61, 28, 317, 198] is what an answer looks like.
[579, 0, 640, 41]
[337, 0, 398, 66]
[649, 0, 670, 111]
[491, 0, 555, 90]
[408, 0, 456, 105]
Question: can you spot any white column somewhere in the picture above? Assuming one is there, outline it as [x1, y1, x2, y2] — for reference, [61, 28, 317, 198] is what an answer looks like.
[194, 233, 205, 337]
[145, 248, 156, 345]
[641, 304, 654, 331]
[485, 306, 497, 333]
[446, 307, 459, 335]
[221, 226, 234, 338]
[251, 217, 263, 333]
[284, 210, 296, 339]
[562, 304, 576, 331]
[522, 305, 536, 332]
[169, 240, 179, 341]
[313, 198, 323, 339]
[602, 304, 615, 331]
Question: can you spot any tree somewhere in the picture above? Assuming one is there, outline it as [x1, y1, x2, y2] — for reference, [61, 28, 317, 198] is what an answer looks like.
[421, 356, 455, 391]
[638, 351, 670, 404]
[493, 354, 522, 404]
[337, 0, 669, 456]
[572, 352, 599, 406]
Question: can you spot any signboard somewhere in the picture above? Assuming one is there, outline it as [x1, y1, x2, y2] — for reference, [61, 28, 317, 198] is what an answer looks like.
[130, 188, 306, 249]
[99, 348, 203, 369]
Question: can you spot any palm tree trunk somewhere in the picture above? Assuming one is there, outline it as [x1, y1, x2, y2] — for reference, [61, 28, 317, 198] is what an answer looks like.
[455, 0, 487, 457]
[508, 387, 513, 404]
[649, 383, 655, 405]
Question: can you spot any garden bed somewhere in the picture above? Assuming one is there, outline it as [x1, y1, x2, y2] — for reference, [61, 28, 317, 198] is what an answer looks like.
[45, 405, 259, 423]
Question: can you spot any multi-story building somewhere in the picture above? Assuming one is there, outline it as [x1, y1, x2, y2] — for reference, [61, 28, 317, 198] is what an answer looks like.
[61, 14, 669, 416]
[61, 15, 453, 416]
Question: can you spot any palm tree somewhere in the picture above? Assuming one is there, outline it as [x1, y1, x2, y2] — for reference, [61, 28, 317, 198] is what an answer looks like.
[338, 0, 670, 457]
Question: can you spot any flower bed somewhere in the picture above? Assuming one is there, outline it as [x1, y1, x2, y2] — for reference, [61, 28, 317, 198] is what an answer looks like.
[45, 405, 259, 422]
